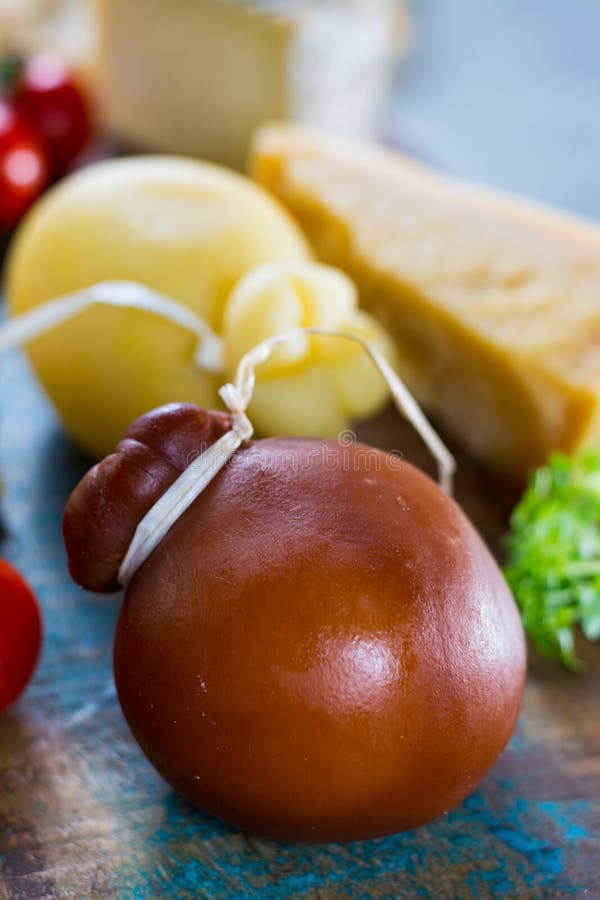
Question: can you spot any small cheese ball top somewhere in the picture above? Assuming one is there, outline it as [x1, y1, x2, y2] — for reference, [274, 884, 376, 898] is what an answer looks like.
[223, 261, 395, 437]
[63, 403, 231, 591]
[63, 403, 526, 842]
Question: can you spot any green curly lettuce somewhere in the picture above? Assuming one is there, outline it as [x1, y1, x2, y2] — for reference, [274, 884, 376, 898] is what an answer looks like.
[504, 448, 600, 669]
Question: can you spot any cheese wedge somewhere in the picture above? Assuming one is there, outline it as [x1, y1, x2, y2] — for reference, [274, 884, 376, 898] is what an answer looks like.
[251, 124, 600, 478]
[96, 0, 407, 169]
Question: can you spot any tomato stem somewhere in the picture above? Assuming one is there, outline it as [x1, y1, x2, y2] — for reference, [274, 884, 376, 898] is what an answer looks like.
[0, 53, 23, 98]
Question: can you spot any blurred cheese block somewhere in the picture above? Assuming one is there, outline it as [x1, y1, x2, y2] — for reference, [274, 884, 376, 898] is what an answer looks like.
[96, 0, 407, 168]
[0, 0, 97, 83]
[251, 124, 600, 478]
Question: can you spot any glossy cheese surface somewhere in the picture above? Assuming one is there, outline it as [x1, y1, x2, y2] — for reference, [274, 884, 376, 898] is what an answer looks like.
[251, 124, 600, 477]
[64, 403, 525, 841]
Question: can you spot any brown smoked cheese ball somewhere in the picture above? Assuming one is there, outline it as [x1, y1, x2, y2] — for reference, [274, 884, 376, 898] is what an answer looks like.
[63, 403, 526, 842]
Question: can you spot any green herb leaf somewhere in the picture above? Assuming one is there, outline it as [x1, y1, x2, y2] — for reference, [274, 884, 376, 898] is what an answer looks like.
[504, 447, 600, 669]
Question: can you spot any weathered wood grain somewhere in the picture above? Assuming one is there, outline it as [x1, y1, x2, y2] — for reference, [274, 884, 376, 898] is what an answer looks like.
[0, 350, 598, 900]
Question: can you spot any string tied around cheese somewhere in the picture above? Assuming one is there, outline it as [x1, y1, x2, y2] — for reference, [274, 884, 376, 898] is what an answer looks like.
[117, 327, 456, 587]
[0, 280, 455, 585]
[0, 280, 224, 373]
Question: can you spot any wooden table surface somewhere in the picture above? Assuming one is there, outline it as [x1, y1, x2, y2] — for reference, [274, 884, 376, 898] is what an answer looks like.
[2, 3, 600, 896]
[0, 346, 599, 899]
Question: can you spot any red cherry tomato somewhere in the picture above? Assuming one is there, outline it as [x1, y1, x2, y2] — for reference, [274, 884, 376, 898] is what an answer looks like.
[15, 54, 90, 175]
[0, 559, 43, 712]
[0, 101, 48, 230]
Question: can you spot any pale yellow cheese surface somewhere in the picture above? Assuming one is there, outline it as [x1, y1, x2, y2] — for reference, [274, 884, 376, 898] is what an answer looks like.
[251, 124, 600, 477]
[96, 0, 406, 169]
[6, 155, 311, 456]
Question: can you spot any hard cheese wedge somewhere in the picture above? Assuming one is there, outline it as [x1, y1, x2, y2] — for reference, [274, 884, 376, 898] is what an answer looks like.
[251, 124, 600, 478]
[96, 0, 407, 169]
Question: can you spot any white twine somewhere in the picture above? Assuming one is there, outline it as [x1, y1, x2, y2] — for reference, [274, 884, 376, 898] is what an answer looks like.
[0, 280, 224, 372]
[0, 281, 455, 586]
[117, 327, 456, 587]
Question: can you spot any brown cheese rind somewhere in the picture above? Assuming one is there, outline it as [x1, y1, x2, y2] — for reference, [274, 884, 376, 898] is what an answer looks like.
[113, 436, 526, 841]
[63, 403, 232, 592]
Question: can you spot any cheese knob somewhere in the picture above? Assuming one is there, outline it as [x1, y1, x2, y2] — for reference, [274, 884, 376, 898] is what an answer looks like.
[223, 261, 395, 437]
